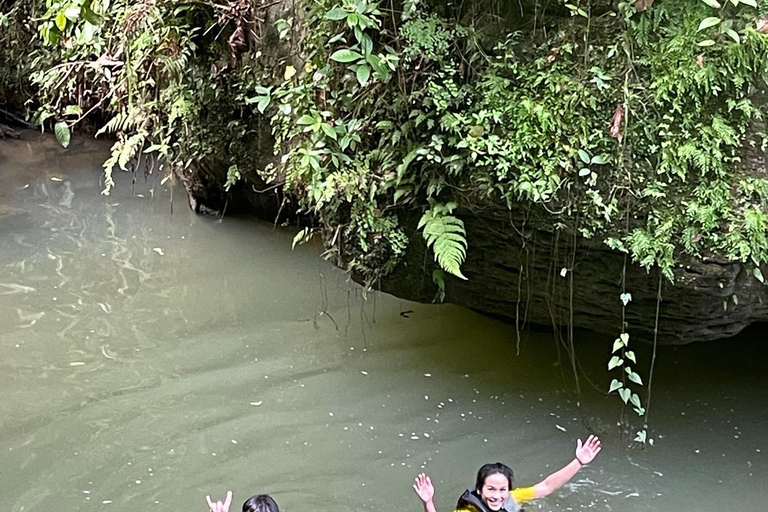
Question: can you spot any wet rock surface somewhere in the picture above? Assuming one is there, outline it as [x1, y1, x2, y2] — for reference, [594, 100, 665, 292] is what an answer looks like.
[376, 206, 768, 345]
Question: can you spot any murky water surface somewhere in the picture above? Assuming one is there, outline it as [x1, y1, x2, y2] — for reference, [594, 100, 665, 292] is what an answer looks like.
[1, 134, 766, 512]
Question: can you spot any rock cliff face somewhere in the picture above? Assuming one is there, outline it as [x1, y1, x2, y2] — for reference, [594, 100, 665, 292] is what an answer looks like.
[376, 206, 768, 345]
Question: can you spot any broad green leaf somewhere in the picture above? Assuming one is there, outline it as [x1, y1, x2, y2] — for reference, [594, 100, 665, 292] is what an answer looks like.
[634, 429, 647, 443]
[64, 7, 81, 20]
[754, 267, 764, 283]
[608, 355, 624, 370]
[628, 371, 643, 385]
[397, 147, 421, 182]
[55, 12, 67, 31]
[609, 379, 623, 393]
[578, 149, 591, 164]
[625, 350, 637, 364]
[54, 121, 71, 148]
[356, 64, 371, 85]
[620, 332, 629, 345]
[63, 105, 83, 116]
[324, 7, 349, 20]
[612, 337, 624, 353]
[697, 17, 722, 32]
[629, 392, 642, 409]
[591, 154, 609, 165]
[699, 0, 721, 7]
[320, 123, 337, 140]
[618, 388, 631, 404]
[697, 39, 717, 47]
[578, 168, 591, 177]
[296, 115, 315, 125]
[284, 65, 296, 80]
[360, 33, 373, 56]
[393, 188, 411, 204]
[82, 21, 95, 42]
[366, 53, 384, 73]
[82, 7, 101, 25]
[432, 268, 446, 287]
[468, 125, 485, 138]
[724, 29, 740, 44]
[292, 228, 311, 249]
[330, 49, 363, 63]
[257, 97, 270, 114]
[732, 294, 739, 305]
[739, 0, 757, 6]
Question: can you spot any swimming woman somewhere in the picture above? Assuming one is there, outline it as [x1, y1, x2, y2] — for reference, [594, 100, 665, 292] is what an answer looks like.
[205, 490, 280, 512]
[413, 435, 601, 512]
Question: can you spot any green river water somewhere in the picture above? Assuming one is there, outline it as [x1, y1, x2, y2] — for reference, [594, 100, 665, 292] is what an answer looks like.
[1, 133, 766, 512]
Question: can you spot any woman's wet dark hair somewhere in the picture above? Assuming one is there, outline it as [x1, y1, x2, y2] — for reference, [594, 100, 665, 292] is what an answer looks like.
[475, 462, 515, 492]
[242, 494, 280, 512]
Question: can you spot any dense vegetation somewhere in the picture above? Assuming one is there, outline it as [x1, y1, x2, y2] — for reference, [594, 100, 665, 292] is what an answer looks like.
[2, 0, 768, 439]
[3, 0, 768, 284]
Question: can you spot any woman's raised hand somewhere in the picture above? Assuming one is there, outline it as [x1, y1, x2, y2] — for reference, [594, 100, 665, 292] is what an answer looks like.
[413, 473, 435, 503]
[575, 435, 602, 465]
[205, 490, 233, 512]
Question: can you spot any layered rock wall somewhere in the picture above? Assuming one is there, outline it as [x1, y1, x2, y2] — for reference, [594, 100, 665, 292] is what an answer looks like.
[379, 207, 768, 344]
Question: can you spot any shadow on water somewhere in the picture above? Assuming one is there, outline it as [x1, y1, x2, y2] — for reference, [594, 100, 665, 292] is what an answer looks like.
[1, 133, 767, 512]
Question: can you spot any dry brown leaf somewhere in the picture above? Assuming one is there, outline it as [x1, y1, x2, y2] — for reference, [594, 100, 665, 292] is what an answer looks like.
[635, 0, 655, 12]
[610, 105, 624, 142]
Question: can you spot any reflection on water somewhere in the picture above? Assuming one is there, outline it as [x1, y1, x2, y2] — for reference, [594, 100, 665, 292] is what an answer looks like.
[1, 133, 766, 512]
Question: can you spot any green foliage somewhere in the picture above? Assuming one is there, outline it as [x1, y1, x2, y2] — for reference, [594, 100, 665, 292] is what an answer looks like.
[3, 0, 284, 201]
[4, 0, 768, 292]
[224, 164, 242, 192]
[399, 13, 464, 62]
[418, 202, 467, 279]
[54, 121, 71, 148]
[608, 328, 651, 444]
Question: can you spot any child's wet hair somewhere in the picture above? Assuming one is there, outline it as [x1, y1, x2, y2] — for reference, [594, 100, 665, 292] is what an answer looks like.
[242, 494, 279, 512]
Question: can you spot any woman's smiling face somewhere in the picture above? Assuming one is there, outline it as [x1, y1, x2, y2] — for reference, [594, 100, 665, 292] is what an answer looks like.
[479, 472, 510, 511]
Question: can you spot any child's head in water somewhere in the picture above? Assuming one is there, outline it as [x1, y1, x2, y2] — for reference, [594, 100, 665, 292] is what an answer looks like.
[242, 494, 279, 512]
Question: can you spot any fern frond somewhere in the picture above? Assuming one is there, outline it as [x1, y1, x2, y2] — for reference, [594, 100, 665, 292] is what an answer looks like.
[96, 107, 144, 136]
[118, 132, 146, 170]
[419, 203, 468, 279]
[102, 131, 147, 195]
